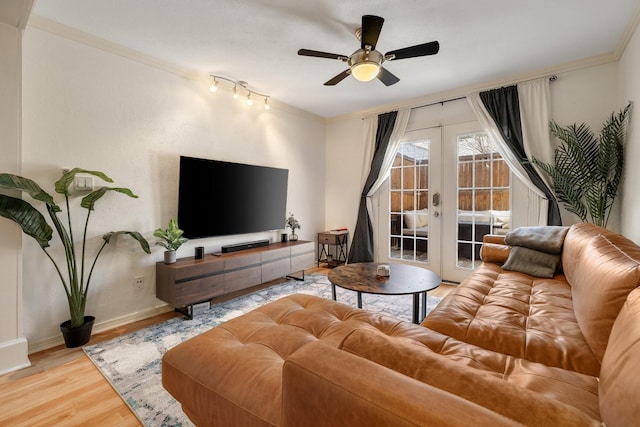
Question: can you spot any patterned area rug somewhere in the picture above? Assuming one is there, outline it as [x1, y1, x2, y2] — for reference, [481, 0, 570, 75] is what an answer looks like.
[84, 274, 442, 426]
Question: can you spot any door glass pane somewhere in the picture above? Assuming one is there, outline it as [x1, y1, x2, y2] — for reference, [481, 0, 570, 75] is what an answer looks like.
[456, 133, 511, 269]
[389, 140, 430, 263]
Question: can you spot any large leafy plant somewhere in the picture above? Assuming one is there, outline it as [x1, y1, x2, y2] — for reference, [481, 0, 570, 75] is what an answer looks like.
[534, 103, 631, 228]
[0, 168, 150, 328]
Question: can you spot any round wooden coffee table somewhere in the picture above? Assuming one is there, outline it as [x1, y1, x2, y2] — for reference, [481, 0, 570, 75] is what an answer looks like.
[328, 262, 441, 324]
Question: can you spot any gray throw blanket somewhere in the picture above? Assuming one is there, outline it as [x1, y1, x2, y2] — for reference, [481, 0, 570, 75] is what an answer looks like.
[505, 226, 569, 255]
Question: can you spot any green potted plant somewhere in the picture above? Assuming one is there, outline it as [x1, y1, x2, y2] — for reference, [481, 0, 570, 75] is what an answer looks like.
[534, 102, 631, 228]
[154, 218, 188, 263]
[285, 212, 300, 241]
[0, 168, 150, 347]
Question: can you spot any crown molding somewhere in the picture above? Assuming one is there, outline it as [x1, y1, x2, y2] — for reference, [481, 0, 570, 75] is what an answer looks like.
[614, 2, 640, 60]
[28, 14, 201, 80]
[0, 0, 35, 29]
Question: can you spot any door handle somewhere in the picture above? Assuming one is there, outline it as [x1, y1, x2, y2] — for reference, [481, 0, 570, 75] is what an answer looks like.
[432, 192, 440, 207]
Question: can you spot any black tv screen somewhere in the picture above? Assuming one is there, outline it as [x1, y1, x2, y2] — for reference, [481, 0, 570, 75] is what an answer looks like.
[177, 156, 289, 238]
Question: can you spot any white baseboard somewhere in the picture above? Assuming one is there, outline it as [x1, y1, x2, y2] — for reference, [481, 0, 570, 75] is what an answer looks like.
[28, 304, 174, 354]
[0, 337, 31, 375]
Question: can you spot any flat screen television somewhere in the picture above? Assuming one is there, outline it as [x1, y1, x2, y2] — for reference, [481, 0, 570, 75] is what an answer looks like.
[177, 156, 289, 239]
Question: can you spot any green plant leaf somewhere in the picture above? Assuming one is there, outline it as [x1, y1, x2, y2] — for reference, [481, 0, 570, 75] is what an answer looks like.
[0, 173, 59, 210]
[55, 168, 114, 196]
[153, 218, 187, 251]
[0, 195, 53, 248]
[80, 187, 139, 210]
[540, 102, 631, 227]
[103, 231, 151, 254]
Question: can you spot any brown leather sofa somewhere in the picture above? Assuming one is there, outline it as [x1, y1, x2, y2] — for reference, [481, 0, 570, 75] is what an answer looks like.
[162, 223, 640, 426]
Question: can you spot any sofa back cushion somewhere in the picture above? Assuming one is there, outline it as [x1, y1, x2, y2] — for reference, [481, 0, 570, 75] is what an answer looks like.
[599, 287, 640, 427]
[562, 223, 640, 363]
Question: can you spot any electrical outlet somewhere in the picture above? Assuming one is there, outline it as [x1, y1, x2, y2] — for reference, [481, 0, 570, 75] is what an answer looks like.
[133, 275, 145, 290]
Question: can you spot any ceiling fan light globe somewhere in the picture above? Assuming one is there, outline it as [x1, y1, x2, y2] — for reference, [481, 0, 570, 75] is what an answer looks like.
[351, 62, 380, 82]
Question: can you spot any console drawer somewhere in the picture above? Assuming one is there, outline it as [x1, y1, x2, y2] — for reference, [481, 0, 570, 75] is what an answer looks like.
[318, 233, 339, 244]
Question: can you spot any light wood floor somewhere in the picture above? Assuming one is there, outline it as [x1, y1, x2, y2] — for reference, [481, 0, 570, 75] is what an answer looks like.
[0, 268, 455, 426]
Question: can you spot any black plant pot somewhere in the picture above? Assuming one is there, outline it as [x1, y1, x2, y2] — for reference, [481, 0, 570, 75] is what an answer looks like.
[60, 316, 95, 348]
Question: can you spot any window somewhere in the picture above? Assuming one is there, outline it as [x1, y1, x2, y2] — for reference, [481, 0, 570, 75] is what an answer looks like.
[456, 133, 510, 268]
[389, 140, 430, 263]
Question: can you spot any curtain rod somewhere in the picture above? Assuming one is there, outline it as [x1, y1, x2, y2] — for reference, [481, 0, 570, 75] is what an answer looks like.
[412, 75, 557, 111]
[362, 75, 557, 120]
[413, 96, 466, 111]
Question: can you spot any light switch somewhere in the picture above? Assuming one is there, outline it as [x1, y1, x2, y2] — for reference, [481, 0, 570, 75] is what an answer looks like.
[74, 176, 94, 191]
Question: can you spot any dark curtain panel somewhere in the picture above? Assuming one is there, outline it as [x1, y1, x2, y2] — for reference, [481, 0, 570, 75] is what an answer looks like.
[348, 111, 398, 263]
[479, 86, 562, 226]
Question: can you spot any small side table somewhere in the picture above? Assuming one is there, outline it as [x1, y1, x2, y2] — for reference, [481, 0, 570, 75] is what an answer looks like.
[317, 230, 348, 268]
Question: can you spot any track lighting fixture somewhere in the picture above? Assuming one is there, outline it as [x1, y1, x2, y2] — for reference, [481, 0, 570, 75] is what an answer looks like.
[209, 75, 271, 111]
[209, 77, 219, 93]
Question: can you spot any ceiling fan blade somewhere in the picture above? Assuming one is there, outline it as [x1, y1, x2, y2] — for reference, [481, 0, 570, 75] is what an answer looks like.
[361, 15, 384, 50]
[386, 41, 440, 60]
[324, 69, 351, 86]
[377, 67, 400, 86]
[298, 49, 347, 60]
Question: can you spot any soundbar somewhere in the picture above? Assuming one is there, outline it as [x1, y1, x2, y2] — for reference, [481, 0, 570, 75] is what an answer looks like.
[221, 239, 270, 253]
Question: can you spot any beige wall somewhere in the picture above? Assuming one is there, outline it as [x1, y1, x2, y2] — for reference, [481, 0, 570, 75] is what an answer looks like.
[21, 26, 326, 351]
[619, 23, 640, 243]
[550, 62, 622, 229]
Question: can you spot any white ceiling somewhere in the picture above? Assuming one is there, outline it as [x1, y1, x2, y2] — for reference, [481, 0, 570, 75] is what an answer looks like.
[31, 0, 639, 118]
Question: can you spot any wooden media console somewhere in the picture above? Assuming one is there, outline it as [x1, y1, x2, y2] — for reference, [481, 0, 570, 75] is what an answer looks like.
[156, 240, 315, 318]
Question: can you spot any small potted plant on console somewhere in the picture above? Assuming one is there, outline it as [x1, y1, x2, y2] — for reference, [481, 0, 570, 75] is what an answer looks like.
[154, 218, 188, 263]
[285, 212, 300, 241]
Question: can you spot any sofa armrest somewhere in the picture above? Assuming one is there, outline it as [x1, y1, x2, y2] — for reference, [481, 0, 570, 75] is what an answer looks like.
[480, 242, 511, 264]
[483, 234, 506, 244]
[282, 342, 518, 427]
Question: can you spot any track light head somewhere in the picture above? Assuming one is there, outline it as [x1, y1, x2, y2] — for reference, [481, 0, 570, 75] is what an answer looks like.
[208, 75, 270, 111]
[209, 77, 219, 93]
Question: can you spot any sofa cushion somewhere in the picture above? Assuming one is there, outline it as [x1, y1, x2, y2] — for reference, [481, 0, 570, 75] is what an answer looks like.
[341, 329, 601, 426]
[459, 210, 492, 223]
[421, 262, 601, 376]
[562, 224, 640, 363]
[491, 210, 511, 228]
[599, 288, 640, 427]
[283, 342, 522, 427]
[404, 209, 429, 229]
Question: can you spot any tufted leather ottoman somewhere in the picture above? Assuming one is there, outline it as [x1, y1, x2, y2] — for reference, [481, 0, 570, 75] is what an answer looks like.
[162, 292, 419, 426]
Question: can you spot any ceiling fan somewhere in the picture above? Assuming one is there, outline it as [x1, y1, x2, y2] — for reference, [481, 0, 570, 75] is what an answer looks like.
[298, 15, 439, 86]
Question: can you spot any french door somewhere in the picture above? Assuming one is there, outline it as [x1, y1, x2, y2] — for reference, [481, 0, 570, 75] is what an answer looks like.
[380, 121, 511, 283]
